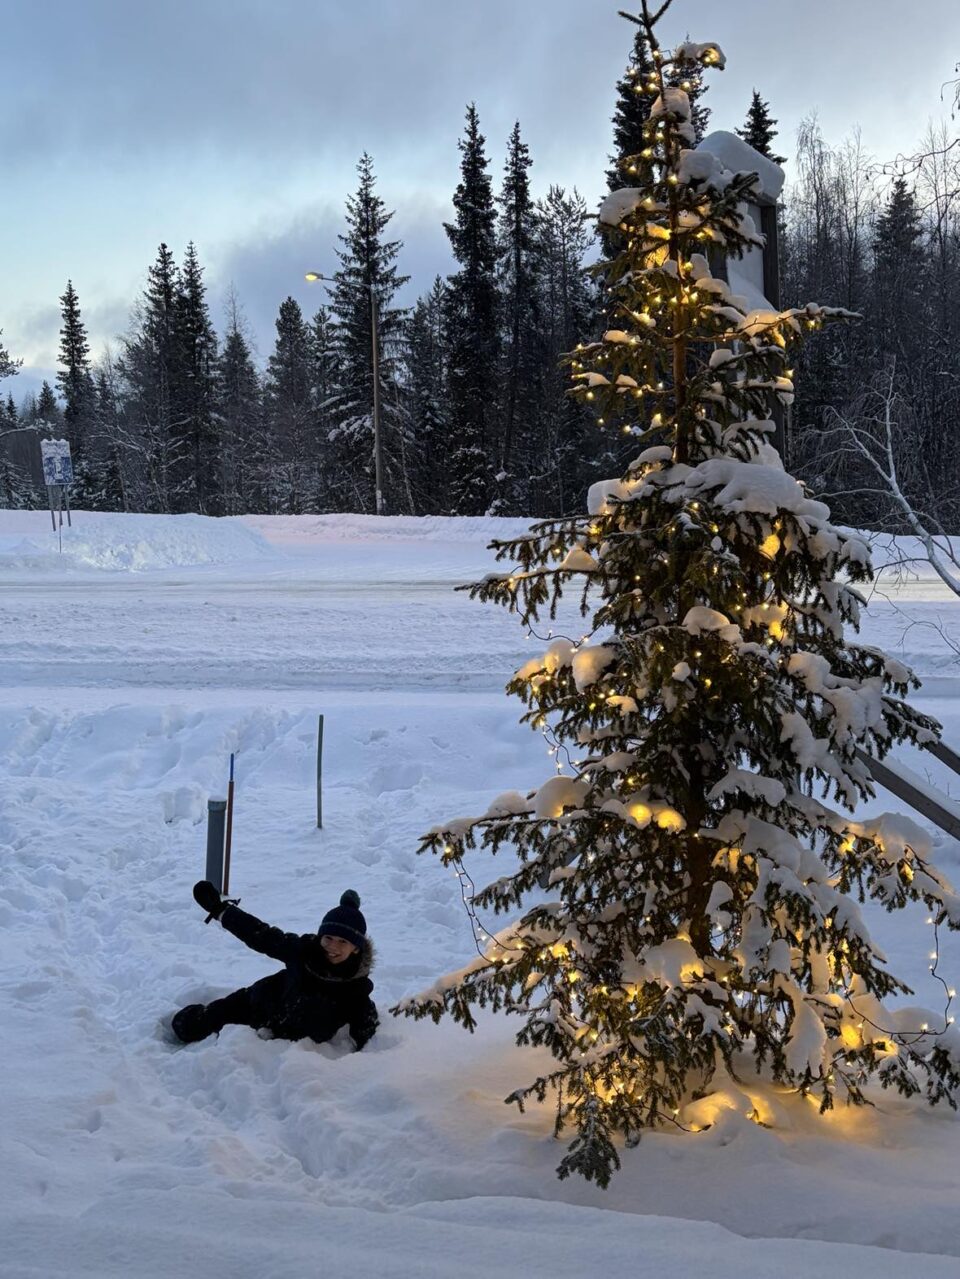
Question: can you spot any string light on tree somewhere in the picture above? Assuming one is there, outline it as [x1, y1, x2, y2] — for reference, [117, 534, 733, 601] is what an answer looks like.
[393, 0, 960, 1188]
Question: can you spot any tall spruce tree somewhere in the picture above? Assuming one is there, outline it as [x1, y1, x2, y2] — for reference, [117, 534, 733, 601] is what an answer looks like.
[405, 277, 448, 513]
[57, 280, 98, 505]
[444, 104, 500, 515]
[56, 281, 96, 459]
[873, 178, 923, 292]
[263, 297, 314, 514]
[398, 7, 960, 1187]
[119, 243, 179, 511]
[497, 121, 542, 513]
[868, 179, 937, 521]
[173, 243, 221, 514]
[217, 299, 262, 514]
[534, 185, 595, 516]
[870, 177, 925, 369]
[309, 303, 340, 510]
[736, 90, 787, 164]
[329, 153, 409, 514]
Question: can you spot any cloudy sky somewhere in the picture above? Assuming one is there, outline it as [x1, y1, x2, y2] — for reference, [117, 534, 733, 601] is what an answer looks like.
[2, 0, 958, 399]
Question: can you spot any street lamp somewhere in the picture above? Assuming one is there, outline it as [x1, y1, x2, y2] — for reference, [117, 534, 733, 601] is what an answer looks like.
[305, 271, 384, 516]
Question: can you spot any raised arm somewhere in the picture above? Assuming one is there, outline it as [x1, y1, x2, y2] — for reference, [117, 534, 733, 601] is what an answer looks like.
[219, 904, 302, 965]
[191, 880, 301, 965]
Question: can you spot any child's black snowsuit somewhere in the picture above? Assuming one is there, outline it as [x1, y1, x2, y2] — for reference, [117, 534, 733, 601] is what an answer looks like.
[173, 903, 378, 1049]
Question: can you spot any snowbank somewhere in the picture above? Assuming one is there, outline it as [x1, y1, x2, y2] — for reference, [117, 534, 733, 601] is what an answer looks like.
[0, 511, 276, 572]
[1, 508, 954, 585]
[239, 512, 535, 546]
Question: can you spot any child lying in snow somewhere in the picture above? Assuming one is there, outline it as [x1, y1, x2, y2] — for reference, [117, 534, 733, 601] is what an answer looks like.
[171, 883, 378, 1050]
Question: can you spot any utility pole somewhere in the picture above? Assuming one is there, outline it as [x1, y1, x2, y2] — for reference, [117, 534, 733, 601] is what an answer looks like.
[369, 280, 384, 515]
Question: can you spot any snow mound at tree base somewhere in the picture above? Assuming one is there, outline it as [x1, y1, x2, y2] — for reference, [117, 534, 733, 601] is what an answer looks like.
[0, 511, 276, 571]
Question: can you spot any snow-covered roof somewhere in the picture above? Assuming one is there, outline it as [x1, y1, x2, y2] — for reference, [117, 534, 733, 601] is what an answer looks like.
[699, 131, 785, 204]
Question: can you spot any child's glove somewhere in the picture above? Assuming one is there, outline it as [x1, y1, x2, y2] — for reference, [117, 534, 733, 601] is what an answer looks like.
[193, 880, 233, 920]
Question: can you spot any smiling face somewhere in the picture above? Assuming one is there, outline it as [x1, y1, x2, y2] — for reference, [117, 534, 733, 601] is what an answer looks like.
[320, 933, 359, 964]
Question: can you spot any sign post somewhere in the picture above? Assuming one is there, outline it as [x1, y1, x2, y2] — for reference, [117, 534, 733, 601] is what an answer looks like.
[316, 714, 324, 829]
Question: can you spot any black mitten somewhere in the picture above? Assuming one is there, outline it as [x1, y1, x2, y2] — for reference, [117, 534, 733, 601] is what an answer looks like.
[350, 1005, 379, 1051]
[193, 880, 227, 919]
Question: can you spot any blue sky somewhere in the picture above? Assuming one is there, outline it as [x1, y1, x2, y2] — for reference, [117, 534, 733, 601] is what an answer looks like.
[2, 0, 958, 400]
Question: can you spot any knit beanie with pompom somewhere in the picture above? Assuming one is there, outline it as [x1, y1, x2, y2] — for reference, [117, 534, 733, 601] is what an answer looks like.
[319, 889, 366, 947]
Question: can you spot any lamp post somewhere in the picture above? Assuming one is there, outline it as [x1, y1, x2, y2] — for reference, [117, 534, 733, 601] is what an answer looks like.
[305, 270, 384, 515]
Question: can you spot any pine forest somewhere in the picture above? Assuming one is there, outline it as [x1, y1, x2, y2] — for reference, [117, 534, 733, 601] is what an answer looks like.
[2, 42, 958, 535]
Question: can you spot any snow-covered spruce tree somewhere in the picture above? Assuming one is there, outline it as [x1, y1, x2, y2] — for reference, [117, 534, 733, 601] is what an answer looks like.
[173, 243, 221, 515]
[444, 104, 500, 515]
[57, 281, 96, 460]
[496, 121, 543, 516]
[308, 302, 340, 512]
[330, 152, 409, 514]
[405, 278, 448, 513]
[264, 297, 314, 515]
[119, 243, 179, 512]
[736, 90, 786, 166]
[397, 3, 960, 1187]
[218, 296, 262, 515]
[534, 186, 596, 517]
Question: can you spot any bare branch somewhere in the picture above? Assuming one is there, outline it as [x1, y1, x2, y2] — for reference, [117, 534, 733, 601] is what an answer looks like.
[825, 365, 960, 600]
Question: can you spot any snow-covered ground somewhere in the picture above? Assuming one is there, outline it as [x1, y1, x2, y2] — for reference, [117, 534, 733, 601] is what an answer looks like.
[2, 509, 959, 1277]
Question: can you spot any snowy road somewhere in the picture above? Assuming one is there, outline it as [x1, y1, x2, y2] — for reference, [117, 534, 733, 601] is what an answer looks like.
[0, 513, 561, 690]
[0, 512, 957, 691]
[2, 511, 960, 1277]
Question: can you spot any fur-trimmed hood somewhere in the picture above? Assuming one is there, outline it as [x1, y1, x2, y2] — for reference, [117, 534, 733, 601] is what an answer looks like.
[351, 935, 376, 979]
[302, 934, 375, 983]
